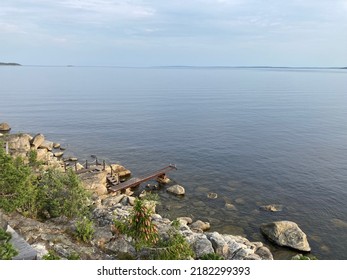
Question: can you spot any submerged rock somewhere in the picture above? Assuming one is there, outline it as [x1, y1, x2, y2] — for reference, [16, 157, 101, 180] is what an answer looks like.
[207, 192, 218, 199]
[167, 184, 185, 195]
[260, 221, 311, 252]
[190, 220, 211, 232]
[260, 204, 283, 212]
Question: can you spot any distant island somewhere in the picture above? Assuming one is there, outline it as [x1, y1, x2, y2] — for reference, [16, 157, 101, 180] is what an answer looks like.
[0, 62, 21, 66]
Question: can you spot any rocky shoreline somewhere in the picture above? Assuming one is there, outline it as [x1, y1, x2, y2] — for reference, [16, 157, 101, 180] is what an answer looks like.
[0, 125, 312, 260]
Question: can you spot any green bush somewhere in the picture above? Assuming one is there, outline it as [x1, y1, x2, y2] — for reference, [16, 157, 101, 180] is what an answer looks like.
[114, 198, 159, 251]
[113, 198, 194, 259]
[42, 250, 61, 260]
[75, 217, 94, 243]
[154, 229, 194, 260]
[0, 145, 37, 214]
[67, 252, 80, 260]
[0, 228, 18, 260]
[37, 169, 90, 219]
[0, 144, 90, 220]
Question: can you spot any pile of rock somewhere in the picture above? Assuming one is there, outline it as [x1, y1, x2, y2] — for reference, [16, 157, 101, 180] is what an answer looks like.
[3, 132, 65, 169]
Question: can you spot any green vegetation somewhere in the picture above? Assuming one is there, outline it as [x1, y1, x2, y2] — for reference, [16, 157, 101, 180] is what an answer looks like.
[113, 197, 194, 260]
[37, 169, 90, 219]
[42, 250, 61, 260]
[0, 228, 18, 260]
[114, 198, 159, 251]
[0, 142, 90, 220]
[75, 217, 94, 243]
[292, 254, 318, 260]
[67, 252, 81, 260]
[154, 228, 194, 260]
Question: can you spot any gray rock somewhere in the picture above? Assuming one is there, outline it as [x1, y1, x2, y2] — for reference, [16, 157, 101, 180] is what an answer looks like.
[7, 226, 37, 260]
[31, 133, 45, 148]
[7, 134, 32, 153]
[167, 184, 185, 195]
[190, 234, 214, 258]
[54, 151, 64, 157]
[255, 246, 274, 260]
[79, 170, 108, 196]
[261, 221, 311, 252]
[206, 232, 229, 257]
[0, 122, 11, 131]
[102, 195, 126, 207]
[105, 236, 136, 258]
[36, 148, 50, 162]
[53, 142, 61, 149]
[39, 140, 54, 151]
[128, 196, 136, 206]
[177, 217, 193, 226]
[31, 243, 49, 260]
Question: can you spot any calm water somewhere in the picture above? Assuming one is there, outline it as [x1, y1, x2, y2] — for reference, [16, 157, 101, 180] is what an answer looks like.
[1, 66, 347, 259]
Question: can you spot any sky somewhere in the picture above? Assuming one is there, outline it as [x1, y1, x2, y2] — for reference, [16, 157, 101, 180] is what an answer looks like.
[1, 0, 347, 66]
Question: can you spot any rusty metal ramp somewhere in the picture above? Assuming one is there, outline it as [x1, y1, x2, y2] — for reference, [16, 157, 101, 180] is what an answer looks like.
[108, 164, 177, 193]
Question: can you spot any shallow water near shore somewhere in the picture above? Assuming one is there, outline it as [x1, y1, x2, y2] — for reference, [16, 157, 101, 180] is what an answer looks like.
[1, 66, 347, 259]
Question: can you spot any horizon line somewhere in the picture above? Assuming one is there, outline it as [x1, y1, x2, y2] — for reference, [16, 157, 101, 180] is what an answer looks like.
[6, 64, 347, 69]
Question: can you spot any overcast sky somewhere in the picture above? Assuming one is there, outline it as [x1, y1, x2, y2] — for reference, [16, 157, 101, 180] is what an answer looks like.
[1, 0, 346, 66]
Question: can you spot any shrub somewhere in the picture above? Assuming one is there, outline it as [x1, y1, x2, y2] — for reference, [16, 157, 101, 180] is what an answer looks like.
[114, 198, 159, 251]
[0, 228, 18, 260]
[113, 197, 194, 259]
[75, 217, 94, 243]
[42, 250, 61, 260]
[67, 252, 80, 260]
[153, 229, 194, 260]
[0, 144, 90, 220]
[36, 169, 90, 219]
[0, 145, 37, 214]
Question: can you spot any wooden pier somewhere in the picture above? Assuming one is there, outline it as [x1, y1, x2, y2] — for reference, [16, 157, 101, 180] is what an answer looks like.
[108, 164, 177, 193]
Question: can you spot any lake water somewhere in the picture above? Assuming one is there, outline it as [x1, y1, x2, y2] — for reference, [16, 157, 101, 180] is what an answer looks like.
[1, 66, 347, 259]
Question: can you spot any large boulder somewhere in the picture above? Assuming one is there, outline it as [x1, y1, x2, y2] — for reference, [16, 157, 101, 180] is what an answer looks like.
[39, 140, 54, 151]
[31, 134, 45, 148]
[0, 122, 11, 131]
[6, 134, 32, 153]
[78, 171, 108, 196]
[206, 232, 229, 257]
[260, 221, 311, 252]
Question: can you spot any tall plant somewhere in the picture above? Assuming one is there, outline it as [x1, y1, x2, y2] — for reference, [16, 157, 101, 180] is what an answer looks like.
[114, 198, 159, 250]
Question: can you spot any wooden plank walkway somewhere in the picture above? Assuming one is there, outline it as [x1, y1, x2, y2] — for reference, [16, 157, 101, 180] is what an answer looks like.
[108, 164, 177, 193]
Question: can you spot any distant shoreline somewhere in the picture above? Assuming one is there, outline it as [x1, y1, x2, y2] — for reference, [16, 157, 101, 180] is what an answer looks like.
[0, 62, 21, 66]
[2, 64, 346, 70]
